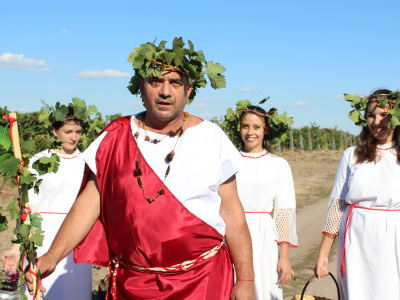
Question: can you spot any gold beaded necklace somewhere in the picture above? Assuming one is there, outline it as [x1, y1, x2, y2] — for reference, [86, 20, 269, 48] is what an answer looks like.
[133, 112, 189, 203]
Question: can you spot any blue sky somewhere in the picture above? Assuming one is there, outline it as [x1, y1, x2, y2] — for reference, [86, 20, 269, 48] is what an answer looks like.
[1, 0, 399, 135]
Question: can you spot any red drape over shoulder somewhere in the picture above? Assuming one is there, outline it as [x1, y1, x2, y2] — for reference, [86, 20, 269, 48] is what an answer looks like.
[74, 116, 233, 299]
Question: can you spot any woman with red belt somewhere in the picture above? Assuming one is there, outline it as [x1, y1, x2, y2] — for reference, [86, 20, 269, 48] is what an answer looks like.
[314, 89, 400, 299]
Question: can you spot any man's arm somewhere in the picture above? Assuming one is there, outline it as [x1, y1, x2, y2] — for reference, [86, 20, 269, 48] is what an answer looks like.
[26, 172, 100, 292]
[219, 175, 254, 300]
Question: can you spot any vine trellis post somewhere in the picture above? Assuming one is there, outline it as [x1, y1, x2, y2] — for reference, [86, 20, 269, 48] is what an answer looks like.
[8, 113, 41, 300]
[332, 135, 336, 150]
[299, 134, 304, 153]
[289, 127, 294, 152]
[307, 129, 312, 151]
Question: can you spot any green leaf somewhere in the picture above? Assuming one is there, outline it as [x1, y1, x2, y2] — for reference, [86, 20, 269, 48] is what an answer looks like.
[0, 153, 13, 166]
[30, 213, 43, 229]
[7, 197, 19, 220]
[349, 110, 361, 123]
[206, 62, 226, 89]
[30, 228, 44, 247]
[388, 115, 400, 129]
[164, 52, 176, 65]
[258, 98, 268, 105]
[18, 224, 30, 237]
[0, 125, 11, 151]
[54, 102, 69, 121]
[0, 157, 21, 183]
[0, 208, 8, 232]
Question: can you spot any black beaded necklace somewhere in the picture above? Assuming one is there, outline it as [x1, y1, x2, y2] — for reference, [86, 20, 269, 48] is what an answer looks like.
[133, 112, 189, 203]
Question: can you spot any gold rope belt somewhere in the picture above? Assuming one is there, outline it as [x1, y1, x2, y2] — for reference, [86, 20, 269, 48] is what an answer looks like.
[105, 241, 224, 300]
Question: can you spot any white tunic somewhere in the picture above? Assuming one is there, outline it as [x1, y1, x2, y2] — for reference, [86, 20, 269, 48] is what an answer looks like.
[323, 143, 400, 300]
[82, 115, 242, 236]
[27, 150, 92, 300]
[236, 150, 298, 300]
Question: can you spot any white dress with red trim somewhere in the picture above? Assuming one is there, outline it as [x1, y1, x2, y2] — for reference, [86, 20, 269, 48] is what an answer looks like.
[322, 142, 400, 300]
[236, 150, 298, 300]
[26, 149, 92, 300]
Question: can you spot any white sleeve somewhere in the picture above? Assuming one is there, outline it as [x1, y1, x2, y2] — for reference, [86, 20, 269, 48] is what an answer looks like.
[81, 132, 108, 175]
[273, 159, 298, 246]
[322, 148, 352, 235]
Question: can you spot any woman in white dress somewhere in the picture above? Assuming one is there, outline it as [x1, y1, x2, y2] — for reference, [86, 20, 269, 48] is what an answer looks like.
[2, 112, 92, 300]
[314, 89, 400, 299]
[235, 105, 298, 300]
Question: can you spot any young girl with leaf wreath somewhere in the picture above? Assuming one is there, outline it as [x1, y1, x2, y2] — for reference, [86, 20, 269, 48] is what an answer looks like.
[314, 89, 400, 299]
[224, 100, 298, 300]
[2, 100, 95, 300]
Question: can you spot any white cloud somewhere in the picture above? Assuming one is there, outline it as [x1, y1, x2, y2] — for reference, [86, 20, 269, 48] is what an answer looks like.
[290, 101, 311, 107]
[240, 86, 252, 92]
[76, 69, 130, 79]
[123, 101, 143, 108]
[199, 112, 218, 119]
[62, 29, 69, 34]
[255, 88, 263, 92]
[0, 53, 50, 71]
[333, 94, 344, 99]
[18, 108, 30, 112]
[193, 103, 206, 108]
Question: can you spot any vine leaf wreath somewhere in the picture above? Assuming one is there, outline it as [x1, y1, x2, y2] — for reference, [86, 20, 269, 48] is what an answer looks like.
[344, 89, 400, 128]
[222, 98, 294, 149]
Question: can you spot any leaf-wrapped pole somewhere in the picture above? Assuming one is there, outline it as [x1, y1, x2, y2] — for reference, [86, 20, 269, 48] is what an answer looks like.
[8, 113, 41, 300]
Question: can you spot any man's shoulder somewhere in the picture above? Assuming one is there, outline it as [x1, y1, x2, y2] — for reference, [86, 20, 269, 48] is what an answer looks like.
[100, 116, 132, 135]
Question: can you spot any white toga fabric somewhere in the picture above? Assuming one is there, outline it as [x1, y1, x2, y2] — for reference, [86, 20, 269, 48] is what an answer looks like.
[82, 115, 243, 236]
[26, 150, 92, 300]
[236, 150, 298, 300]
[322, 143, 400, 300]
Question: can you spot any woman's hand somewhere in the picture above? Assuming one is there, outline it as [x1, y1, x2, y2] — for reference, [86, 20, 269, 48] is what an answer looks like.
[314, 254, 329, 279]
[314, 234, 335, 279]
[1, 244, 20, 271]
[276, 256, 295, 287]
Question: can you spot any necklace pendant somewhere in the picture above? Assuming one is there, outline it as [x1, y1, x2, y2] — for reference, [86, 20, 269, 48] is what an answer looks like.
[145, 135, 150, 141]
[134, 132, 139, 138]
[147, 197, 155, 203]
[153, 139, 160, 144]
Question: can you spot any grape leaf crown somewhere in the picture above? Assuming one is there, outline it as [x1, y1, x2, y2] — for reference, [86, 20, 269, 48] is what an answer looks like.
[344, 89, 400, 129]
[39, 97, 97, 128]
[222, 98, 294, 149]
[127, 37, 226, 104]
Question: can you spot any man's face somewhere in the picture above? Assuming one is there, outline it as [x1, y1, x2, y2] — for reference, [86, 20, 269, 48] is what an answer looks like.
[139, 71, 192, 123]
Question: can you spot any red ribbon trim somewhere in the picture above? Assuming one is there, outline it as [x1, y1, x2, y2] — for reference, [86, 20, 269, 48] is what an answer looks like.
[2, 115, 18, 140]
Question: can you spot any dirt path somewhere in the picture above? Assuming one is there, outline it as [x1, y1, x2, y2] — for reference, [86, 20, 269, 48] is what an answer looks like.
[284, 196, 339, 299]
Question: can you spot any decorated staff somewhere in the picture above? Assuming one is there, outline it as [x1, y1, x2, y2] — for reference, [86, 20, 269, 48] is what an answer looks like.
[314, 89, 400, 299]
[223, 99, 297, 299]
[2, 98, 97, 300]
[26, 37, 255, 300]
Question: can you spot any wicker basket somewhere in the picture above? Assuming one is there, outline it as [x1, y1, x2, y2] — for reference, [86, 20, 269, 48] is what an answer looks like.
[293, 272, 340, 300]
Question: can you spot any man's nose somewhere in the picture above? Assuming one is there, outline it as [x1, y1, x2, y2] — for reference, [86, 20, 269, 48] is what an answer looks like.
[160, 81, 172, 97]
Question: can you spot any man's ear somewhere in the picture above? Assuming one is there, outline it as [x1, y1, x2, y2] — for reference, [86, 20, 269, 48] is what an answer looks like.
[139, 78, 144, 94]
[186, 85, 193, 100]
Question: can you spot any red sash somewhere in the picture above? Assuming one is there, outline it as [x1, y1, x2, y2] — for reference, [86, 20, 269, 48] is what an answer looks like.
[74, 116, 233, 299]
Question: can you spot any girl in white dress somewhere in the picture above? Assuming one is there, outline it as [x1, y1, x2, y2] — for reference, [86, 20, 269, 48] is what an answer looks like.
[236, 105, 298, 300]
[314, 89, 400, 299]
[2, 113, 92, 300]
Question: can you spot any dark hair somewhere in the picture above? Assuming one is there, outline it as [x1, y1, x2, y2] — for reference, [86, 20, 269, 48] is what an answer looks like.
[354, 89, 400, 163]
[239, 105, 273, 153]
[52, 107, 81, 130]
